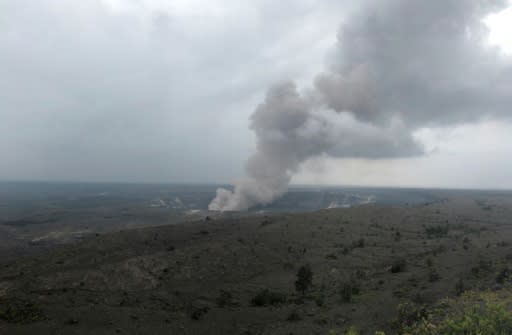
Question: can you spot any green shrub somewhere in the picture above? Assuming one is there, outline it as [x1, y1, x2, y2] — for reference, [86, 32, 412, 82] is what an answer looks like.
[286, 309, 302, 322]
[251, 289, 287, 307]
[295, 265, 313, 296]
[340, 280, 360, 303]
[394, 231, 401, 242]
[496, 268, 511, 284]
[314, 293, 325, 307]
[428, 268, 441, 282]
[391, 259, 407, 273]
[455, 278, 465, 296]
[472, 259, 494, 277]
[190, 306, 209, 320]
[397, 291, 512, 335]
[393, 302, 428, 331]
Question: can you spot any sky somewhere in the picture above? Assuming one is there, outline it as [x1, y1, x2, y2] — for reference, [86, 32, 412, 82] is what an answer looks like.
[1, 0, 512, 189]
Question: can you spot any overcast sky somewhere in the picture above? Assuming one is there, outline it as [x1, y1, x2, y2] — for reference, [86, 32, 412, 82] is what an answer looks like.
[1, 0, 512, 189]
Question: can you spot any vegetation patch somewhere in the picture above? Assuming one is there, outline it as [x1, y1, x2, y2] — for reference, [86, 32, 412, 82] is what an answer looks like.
[286, 309, 302, 322]
[0, 299, 45, 324]
[390, 259, 407, 273]
[190, 306, 209, 320]
[496, 268, 512, 284]
[424, 225, 449, 238]
[340, 279, 360, 303]
[396, 290, 512, 335]
[351, 238, 365, 249]
[216, 290, 239, 308]
[251, 289, 287, 307]
[428, 268, 441, 282]
[295, 265, 313, 296]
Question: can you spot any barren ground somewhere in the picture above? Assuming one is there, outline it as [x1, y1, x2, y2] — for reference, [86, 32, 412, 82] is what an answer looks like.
[2, 195, 512, 334]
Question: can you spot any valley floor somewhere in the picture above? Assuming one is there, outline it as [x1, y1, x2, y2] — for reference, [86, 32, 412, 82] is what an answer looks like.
[2, 196, 512, 334]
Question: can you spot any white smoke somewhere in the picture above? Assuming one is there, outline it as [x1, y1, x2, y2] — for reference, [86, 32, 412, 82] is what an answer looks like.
[208, 81, 422, 211]
[209, 0, 512, 211]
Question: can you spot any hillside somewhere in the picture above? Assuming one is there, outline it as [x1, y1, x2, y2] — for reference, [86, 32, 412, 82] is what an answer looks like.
[2, 196, 512, 334]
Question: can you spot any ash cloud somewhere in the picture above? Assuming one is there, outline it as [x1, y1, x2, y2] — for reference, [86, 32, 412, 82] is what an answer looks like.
[209, 0, 512, 211]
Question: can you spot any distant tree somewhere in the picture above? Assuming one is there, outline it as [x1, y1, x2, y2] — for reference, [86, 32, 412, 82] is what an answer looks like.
[295, 265, 313, 296]
[455, 278, 465, 296]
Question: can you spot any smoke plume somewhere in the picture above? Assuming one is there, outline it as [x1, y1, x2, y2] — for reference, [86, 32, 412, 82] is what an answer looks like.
[209, 0, 512, 211]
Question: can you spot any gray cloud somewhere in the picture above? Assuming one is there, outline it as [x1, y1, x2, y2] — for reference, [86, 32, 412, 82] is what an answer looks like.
[210, 0, 512, 211]
[0, 0, 348, 182]
[326, 0, 512, 127]
[1, 0, 511, 199]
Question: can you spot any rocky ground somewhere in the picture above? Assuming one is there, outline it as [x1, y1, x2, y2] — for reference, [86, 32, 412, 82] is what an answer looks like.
[1, 195, 512, 334]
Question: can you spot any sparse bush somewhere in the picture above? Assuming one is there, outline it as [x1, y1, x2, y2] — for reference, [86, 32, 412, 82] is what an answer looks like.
[351, 238, 365, 249]
[472, 259, 494, 277]
[295, 265, 313, 296]
[481, 259, 493, 271]
[65, 318, 79, 325]
[394, 231, 401, 242]
[497, 241, 510, 247]
[476, 200, 494, 211]
[408, 275, 419, 287]
[340, 284, 353, 302]
[425, 225, 449, 238]
[315, 294, 325, 307]
[426, 258, 433, 267]
[496, 268, 511, 284]
[327, 326, 360, 335]
[412, 292, 426, 304]
[287, 309, 302, 322]
[340, 280, 360, 303]
[391, 259, 407, 273]
[428, 268, 441, 282]
[190, 306, 209, 320]
[251, 289, 287, 307]
[328, 327, 386, 334]
[455, 278, 465, 296]
[216, 290, 238, 308]
[355, 269, 366, 280]
[392, 302, 427, 331]
[325, 253, 337, 260]
[283, 262, 294, 270]
[432, 244, 447, 256]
